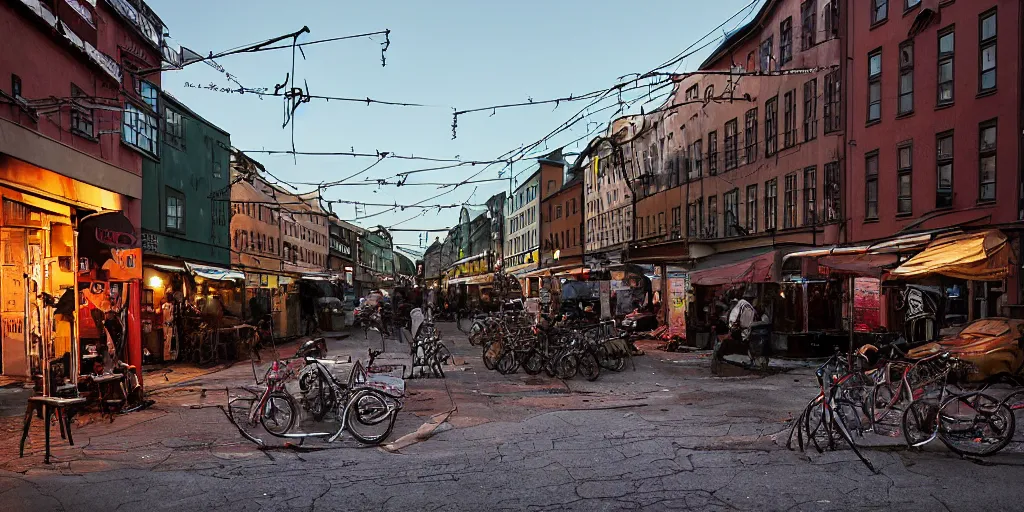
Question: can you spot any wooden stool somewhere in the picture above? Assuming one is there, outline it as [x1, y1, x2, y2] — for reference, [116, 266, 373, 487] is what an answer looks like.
[20, 396, 87, 464]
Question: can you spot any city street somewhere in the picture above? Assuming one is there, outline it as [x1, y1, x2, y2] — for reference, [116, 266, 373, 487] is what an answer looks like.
[3, 324, 1024, 511]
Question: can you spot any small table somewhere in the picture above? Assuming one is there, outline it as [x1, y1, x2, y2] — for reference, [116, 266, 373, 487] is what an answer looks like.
[89, 374, 126, 420]
[20, 396, 87, 464]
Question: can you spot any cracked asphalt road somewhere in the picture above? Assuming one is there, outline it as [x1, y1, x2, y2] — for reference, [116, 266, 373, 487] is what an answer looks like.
[3, 323, 1024, 511]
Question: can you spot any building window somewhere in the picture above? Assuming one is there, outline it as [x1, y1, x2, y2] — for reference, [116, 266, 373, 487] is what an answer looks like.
[784, 173, 798, 228]
[166, 188, 185, 232]
[165, 108, 185, 149]
[724, 119, 739, 171]
[11, 74, 22, 100]
[803, 166, 816, 225]
[936, 131, 953, 208]
[70, 84, 94, 139]
[898, 41, 914, 115]
[692, 139, 703, 179]
[906, 0, 921, 10]
[658, 212, 665, 234]
[868, 50, 882, 123]
[824, 70, 841, 133]
[780, 17, 793, 65]
[137, 80, 158, 112]
[759, 36, 773, 72]
[744, 108, 758, 164]
[801, 0, 816, 50]
[673, 206, 683, 237]
[802, 79, 817, 142]
[765, 96, 778, 156]
[547, 180, 556, 194]
[824, 162, 841, 222]
[866, 151, 879, 219]
[825, 1, 839, 40]
[897, 143, 913, 214]
[703, 196, 717, 239]
[686, 203, 697, 238]
[556, 205, 562, 218]
[765, 178, 778, 231]
[122, 103, 159, 155]
[938, 28, 954, 105]
[872, 0, 888, 25]
[708, 131, 718, 175]
[746, 184, 758, 234]
[979, 120, 996, 202]
[685, 84, 699, 101]
[979, 10, 997, 93]
[724, 189, 740, 237]
[783, 90, 797, 148]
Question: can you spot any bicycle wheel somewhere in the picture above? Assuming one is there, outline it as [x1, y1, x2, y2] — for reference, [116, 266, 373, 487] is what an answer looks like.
[938, 392, 1015, 457]
[434, 343, 453, 366]
[902, 398, 939, 448]
[260, 392, 297, 435]
[556, 353, 578, 380]
[578, 351, 601, 382]
[496, 349, 518, 375]
[482, 339, 502, 371]
[522, 350, 544, 375]
[600, 353, 626, 372]
[308, 372, 336, 422]
[805, 395, 840, 453]
[343, 389, 396, 445]
[869, 384, 904, 436]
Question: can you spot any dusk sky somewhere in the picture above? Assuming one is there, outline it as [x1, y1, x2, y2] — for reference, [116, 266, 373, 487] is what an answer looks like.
[150, 0, 764, 254]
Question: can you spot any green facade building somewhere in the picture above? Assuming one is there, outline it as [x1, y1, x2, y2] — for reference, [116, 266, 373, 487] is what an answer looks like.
[141, 92, 231, 267]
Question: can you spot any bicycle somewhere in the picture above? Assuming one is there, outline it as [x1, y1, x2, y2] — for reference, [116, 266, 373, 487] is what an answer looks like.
[902, 359, 1015, 457]
[298, 357, 401, 444]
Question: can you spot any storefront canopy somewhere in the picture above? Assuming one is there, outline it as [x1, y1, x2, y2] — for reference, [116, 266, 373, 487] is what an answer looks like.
[818, 253, 899, 278]
[688, 251, 777, 287]
[890, 230, 1012, 281]
[448, 274, 494, 286]
[185, 262, 245, 282]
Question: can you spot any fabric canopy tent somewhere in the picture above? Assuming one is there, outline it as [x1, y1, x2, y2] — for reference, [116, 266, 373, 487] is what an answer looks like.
[688, 251, 777, 286]
[818, 253, 899, 278]
[185, 262, 245, 281]
[890, 230, 1012, 281]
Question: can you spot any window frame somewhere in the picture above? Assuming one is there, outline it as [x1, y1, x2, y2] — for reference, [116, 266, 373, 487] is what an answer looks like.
[898, 40, 914, 115]
[936, 131, 954, 208]
[871, 0, 889, 26]
[724, 189, 740, 237]
[164, 107, 185, 150]
[745, 184, 758, 234]
[784, 173, 798, 228]
[765, 96, 779, 156]
[800, 0, 816, 51]
[780, 17, 793, 65]
[978, 9, 997, 94]
[706, 196, 718, 238]
[70, 83, 95, 140]
[867, 49, 883, 123]
[764, 178, 778, 231]
[11, 74, 22, 100]
[803, 78, 818, 142]
[165, 187, 185, 233]
[803, 166, 817, 226]
[897, 142, 913, 215]
[978, 119, 997, 203]
[122, 102, 160, 156]
[760, 36, 774, 72]
[824, 70, 842, 133]
[744, 108, 758, 165]
[824, 161, 841, 222]
[724, 119, 739, 171]
[708, 131, 719, 175]
[937, 27, 955, 106]
[865, 150, 880, 220]
[783, 90, 798, 148]
[137, 80, 158, 113]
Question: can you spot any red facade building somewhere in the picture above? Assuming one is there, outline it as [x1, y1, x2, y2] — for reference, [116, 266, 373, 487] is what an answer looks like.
[846, 0, 1023, 306]
[628, 0, 845, 267]
[539, 166, 583, 271]
[1, 0, 167, 384]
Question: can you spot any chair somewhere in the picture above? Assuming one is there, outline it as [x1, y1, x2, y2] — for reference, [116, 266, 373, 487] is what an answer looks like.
[20, 358, 86, 464]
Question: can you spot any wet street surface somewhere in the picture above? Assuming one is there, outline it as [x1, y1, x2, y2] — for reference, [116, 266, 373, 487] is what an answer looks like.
[3, 323, 1024, 510]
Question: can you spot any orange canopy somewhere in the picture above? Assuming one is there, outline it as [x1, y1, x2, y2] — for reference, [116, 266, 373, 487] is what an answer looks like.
[889, 230, 1012, 281]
